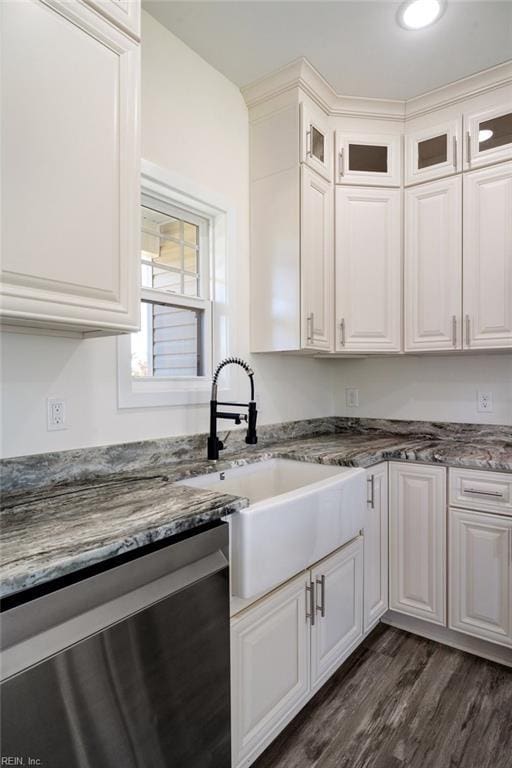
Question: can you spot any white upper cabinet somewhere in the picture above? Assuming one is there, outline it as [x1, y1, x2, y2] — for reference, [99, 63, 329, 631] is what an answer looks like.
[449, 508, 512, 648]
[0, 0, 140, 335]
[389, 463, 447, 627]
[405, 118, 462, 185]
[463, 162, 512, 349]
[405, 176, 462, 351]
[335, 186, 401, 352]
[301, 167, 334, 351]
[300, 100, 333, 182]
[464, 104, 512, 171]
[336, 132, 401, 187]
[84, 0, 140, 38]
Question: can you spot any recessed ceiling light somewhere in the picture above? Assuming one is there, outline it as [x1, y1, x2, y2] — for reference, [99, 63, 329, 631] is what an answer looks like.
[398, 0, 445, 30]
[479, 129, 493, 143]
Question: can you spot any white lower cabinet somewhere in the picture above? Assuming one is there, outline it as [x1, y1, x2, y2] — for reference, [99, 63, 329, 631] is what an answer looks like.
[449, 507, 512, 648]
[389, 463, 446, 626]
[231, 572, 310, 768]
[231, 537, 363, 768]
[364, 464, 389, 632]
[310, 538, 363, 693]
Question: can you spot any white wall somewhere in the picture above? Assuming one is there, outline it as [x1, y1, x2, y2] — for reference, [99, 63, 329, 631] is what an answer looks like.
[333, 354, 512, 426]
[0, 12, 335, 459]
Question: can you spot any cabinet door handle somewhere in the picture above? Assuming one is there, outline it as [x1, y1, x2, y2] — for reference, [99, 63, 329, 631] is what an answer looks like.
[307, 312, 314, 343]
[339, 318, 345, 347]
[453, 136, 458, 171]
[306, 129, 312, 158]
[466, 131, 471, 165]
[465, 314, 471, 347]
[316, 575, 326, 618]
[339, 149, 344, 178]
[367, 475, 375, 508]
[464, 488, 504, 498]
[452, 315, 457, 347]
[306, 582, 315, 625]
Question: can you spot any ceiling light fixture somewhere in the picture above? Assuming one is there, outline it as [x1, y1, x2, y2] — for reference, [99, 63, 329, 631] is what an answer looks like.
[478, 129, 493, 143]
[398, 0, 445, 30]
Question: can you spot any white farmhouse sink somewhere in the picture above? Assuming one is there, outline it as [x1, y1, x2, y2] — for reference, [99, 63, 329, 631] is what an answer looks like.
[179, 459, 366, 599]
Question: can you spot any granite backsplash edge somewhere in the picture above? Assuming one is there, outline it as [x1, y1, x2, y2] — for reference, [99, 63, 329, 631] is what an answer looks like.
[1, 416, 510, 496]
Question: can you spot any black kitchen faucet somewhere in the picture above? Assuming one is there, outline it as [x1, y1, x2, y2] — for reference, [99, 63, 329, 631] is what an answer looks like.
[207, 357, 258, 460]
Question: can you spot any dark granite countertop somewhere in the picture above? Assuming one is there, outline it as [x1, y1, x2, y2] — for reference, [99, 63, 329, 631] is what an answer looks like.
[1, 418, 511, 600]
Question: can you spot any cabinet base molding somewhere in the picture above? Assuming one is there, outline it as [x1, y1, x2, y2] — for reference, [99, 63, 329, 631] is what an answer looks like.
[382, 611, 512, 668]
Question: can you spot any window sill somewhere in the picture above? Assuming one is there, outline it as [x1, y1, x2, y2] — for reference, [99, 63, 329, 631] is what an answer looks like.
[118, 335, 220, 408]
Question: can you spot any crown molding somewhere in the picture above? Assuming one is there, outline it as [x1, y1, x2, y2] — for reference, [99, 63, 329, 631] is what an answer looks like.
[405, 59, 512, 120]
[242, 57, 405, 120]
[242, 56, 512, 122]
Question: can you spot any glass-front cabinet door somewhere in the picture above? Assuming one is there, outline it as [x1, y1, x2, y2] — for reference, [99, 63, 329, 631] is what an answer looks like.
[336, 132, 401, 186]
[405, 118, 461, 186]
[300, 100, 332, 181]
[464, 104, 512, 170]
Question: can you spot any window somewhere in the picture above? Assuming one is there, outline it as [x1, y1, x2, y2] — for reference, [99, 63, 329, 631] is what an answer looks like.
[131, 198, 211, 380]
[118, 160, 232, 409]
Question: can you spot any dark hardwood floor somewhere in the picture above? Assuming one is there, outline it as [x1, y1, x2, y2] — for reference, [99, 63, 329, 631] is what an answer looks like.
[253, 625, 512, 768]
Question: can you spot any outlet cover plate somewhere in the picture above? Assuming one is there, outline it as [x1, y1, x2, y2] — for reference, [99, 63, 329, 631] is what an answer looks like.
[345, 388, 360, 408]
[477, 391, 493, 413]
[47, 397, 67, 431]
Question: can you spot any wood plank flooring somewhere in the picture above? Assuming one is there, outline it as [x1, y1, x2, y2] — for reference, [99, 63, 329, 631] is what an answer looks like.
[253, 625, 512, 768]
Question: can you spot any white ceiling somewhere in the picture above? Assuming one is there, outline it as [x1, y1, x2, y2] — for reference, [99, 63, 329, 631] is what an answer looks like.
[143, 0, 512, 100]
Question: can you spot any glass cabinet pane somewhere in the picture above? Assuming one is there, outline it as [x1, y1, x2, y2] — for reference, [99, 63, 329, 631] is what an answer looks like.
[478, 112, 512, 152]
[349, 144, 388, 173]
[418, 134, 447, 169]
[311, 126, 325, 163]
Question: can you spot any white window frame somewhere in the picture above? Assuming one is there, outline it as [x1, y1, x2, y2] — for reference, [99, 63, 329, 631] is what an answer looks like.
[118, 160, 233, 408]
[139, 198, 211, 377]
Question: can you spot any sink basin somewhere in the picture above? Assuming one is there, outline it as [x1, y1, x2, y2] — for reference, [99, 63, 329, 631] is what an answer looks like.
[179, 459, 366, 599]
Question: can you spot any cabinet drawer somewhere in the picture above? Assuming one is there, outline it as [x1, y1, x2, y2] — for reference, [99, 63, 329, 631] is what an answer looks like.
[449, 468, 512, 515]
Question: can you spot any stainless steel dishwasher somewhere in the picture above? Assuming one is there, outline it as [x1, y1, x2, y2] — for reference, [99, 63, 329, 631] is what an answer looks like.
[0, 523, 231, 768]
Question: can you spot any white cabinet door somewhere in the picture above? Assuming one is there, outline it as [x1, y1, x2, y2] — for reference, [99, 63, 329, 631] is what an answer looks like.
[310, 538, 363, 693]
[336, 132, 401, 187]
[405, 118, 461, 186]
[300, 100, 332, 182]
[364, 464, 389, 633]
[301, 166, 334, 351]
[0, 0, 140, 335]
[463, 162, 512, 349]
[449, 508, 512, 647]
[83, 0, 141, 38]
[464, 104, 512, 170]
[231, 573, 310, 768]
[389, 463, 447, 626]
[335, 186, 401, 352]
[405, 176, 462, 351]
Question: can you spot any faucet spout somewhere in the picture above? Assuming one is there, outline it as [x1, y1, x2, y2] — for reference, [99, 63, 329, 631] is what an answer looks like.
[207, 357, 258, 460]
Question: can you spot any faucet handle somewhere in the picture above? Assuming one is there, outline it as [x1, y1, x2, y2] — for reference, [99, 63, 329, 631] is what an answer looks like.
[245, 401, 258, 445]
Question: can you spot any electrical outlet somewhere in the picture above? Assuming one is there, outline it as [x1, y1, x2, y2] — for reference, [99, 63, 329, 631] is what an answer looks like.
[477, 391, 493, 414]
[345, 388, 359, 408]
[47, 397, 67, 431]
